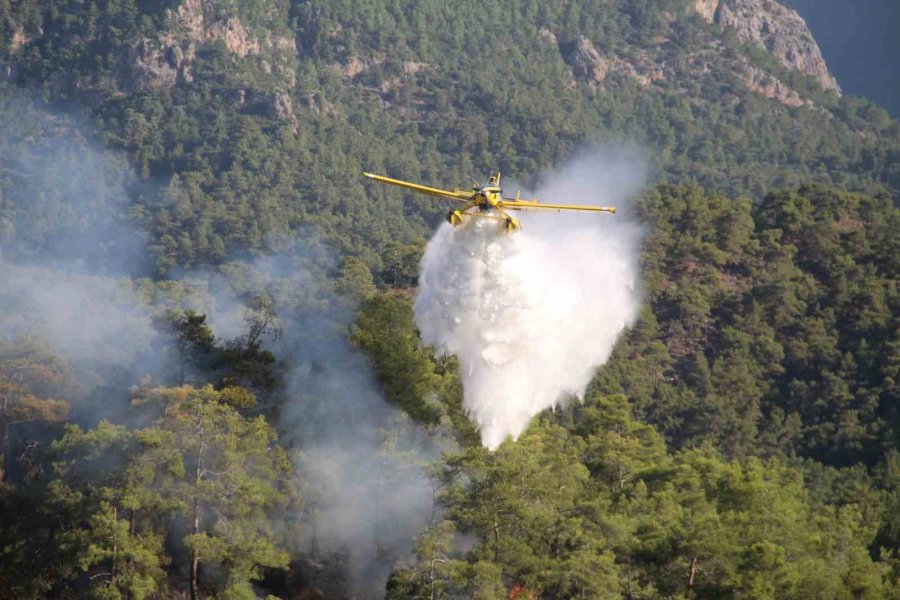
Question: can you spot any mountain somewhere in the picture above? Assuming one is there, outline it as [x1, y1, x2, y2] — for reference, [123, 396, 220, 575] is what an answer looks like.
[0, 1, 898, 598]
[1, 0, 897, 273]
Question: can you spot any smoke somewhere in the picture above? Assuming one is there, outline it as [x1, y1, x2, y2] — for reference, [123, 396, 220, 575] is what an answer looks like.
[415, 147, 646, 449]
[0, 93, 439, 595]
[278, 307, 439, 597]
[0, 96, 150, 275]
[0, 99, 165, 422]
[0, 264, 158, 372]
[0, 92, 643, 595]
[179, 251, 443, 598]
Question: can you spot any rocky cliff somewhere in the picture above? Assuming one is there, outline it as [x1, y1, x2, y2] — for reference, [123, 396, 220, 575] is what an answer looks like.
[693, 0, 839, 92]
[561, 24, 812, 107]
[2, 0, 299, 125]
[128, 0, 296, 90]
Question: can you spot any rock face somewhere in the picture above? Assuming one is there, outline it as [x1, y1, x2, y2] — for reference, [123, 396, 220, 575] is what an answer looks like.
[129, 37, 196, 90]
[562, 37, 669, 91]
[693, 0, 839, 93]
[693, 0, 720, 23]
[128, 2, 296, 91]
[567, 37, 611, 86]
[559, 30, 811, 108]
[739, 65, 806, 106]
[121, 0, 299, 123]
[3, 27, 38, 80]
[236, 89, 298, 128]
[173, 0, 205, 38]
[206, 18, 261, 58]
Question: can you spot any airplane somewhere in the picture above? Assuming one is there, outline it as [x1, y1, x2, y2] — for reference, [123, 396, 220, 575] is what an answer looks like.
[362, 171, 616, 232]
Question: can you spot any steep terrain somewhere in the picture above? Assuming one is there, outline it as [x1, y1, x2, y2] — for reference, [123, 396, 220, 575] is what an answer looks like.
[0, 1, 898, 598]
[693, 0, 838, 91]
[1, 0, 897, 273]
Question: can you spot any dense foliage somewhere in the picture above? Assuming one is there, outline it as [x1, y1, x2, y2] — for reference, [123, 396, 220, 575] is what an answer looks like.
[2, 0, 898, 275]
[365, 185, 900, 599]
[390, 407, 892, 599]
[0, 0, 898, 598]
[608, 185, 899, 467]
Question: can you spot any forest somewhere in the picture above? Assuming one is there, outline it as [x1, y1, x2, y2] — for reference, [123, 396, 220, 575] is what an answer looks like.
[0, 0, 898, 598]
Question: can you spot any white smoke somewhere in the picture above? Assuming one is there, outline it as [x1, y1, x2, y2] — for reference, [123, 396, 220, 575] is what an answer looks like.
[0, 264, 157, 370]
[0, 95, 437, 597]
[414, 148, 646, 449]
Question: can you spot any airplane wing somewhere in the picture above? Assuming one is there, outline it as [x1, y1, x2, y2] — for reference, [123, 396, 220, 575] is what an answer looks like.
[500, 198, 616, 213]
[363, 172, 474, 203]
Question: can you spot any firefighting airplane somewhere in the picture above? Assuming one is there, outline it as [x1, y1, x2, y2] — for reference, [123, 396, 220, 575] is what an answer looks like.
[363, 171, 616, 232]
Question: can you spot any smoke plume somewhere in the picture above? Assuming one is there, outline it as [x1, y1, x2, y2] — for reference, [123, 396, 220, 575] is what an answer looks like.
[278, 308, 438, 597]
[1, 96, 438, 597]
[188, 252, 442, 598]
[0, 100, 164, 422]
[414, 148, 646, 449]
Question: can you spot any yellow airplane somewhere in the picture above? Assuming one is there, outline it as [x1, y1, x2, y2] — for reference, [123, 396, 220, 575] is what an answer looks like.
[363, 171, 615, 232]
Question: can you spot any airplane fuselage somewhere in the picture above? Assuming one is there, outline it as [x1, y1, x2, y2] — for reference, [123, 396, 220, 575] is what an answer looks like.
[474, 185, 503, 210]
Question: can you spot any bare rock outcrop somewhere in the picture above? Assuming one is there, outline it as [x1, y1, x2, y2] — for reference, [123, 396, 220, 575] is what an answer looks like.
[129, 37, 196, 91]
[340, 56, 369, 79]
[562, 37, 668, 90]
[236, 89, 298, 128]
[9, 28, 30, 52]
[739, 65, 806, 106]
[693, 0, 720, 23]
[557, 31, 810, 108]
[402, 61, 429, 75]
[170, 0, 295, 57]
[206, 18, 261, 58]
[332, 54, 429, 83]
[565, 37, 611, 86]
[173, 0, 205, 39]
[127, 0, 297, 90]
[3, 27, 40, 81]
[692, 0, 839, 92]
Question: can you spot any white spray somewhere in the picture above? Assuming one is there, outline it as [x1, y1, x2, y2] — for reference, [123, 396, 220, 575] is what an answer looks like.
[414, 148, 646, 449]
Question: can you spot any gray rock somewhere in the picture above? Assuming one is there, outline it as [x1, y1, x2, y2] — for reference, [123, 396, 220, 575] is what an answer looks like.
[694, 0, 840, 93]
[567, 37, 611, 85]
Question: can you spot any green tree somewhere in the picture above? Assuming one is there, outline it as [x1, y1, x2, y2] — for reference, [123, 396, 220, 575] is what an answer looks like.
[48, 421, 183, 599]
[333, 255, 378, 305]
[381, 241, 425, 288]
[163, 309, 217, 384]
[0, 420, 181, 598]
[0, 336, 70, 482]
[352, 292, 444, 424]
[134, 385, 293, 599]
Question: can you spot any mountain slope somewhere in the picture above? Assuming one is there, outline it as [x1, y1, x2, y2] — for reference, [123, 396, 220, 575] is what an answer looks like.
[1, 0, 897, 274]
[0, 1, 899, 598]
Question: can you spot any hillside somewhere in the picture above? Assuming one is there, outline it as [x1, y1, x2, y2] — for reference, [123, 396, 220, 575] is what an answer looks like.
[0, 1, 898, 598]
[1, 0, 898, 273]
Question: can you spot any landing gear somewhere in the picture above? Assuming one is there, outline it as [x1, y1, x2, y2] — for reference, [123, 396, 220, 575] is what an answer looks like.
[446, 208, 519, 232]
[504, 217, 521, 233]
[447, 210, 465, 226]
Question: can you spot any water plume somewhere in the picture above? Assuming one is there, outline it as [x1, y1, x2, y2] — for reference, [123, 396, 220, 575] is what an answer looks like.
[414, 148, 646, 449]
